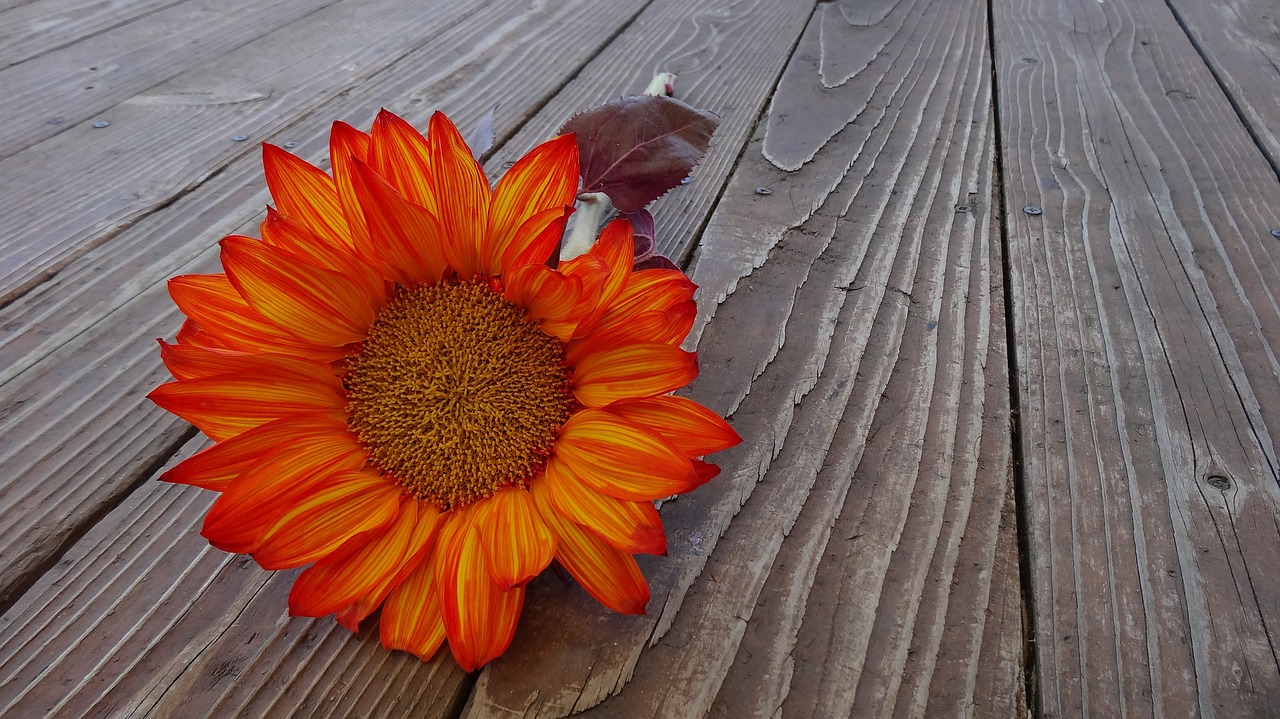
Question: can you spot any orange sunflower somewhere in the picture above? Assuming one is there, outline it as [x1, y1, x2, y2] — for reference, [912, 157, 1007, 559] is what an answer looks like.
[148, 109, 739, 670]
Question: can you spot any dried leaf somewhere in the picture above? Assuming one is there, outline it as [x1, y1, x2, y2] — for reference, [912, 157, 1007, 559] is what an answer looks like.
[465, 106, 497, 159]
[625, 209, 656, 260]
[560, 95, 719, 213]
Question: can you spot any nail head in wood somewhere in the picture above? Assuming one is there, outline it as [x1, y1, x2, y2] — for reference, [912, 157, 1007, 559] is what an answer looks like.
[754, 187, 773, 195]
[1205, 474, 1231, 491]
[1023, 205, 1042, 215]
[92, 120, 109, 128]
[231, 134, 249, 142]
[1270, 229, 1280, 238]
[283, 141, 299, 149]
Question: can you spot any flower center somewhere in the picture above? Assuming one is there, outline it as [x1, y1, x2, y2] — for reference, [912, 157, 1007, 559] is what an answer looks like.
[345, 281, 572, 511]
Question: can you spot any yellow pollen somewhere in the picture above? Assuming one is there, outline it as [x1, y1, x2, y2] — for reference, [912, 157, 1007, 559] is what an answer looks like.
[345, 280, 572, 511]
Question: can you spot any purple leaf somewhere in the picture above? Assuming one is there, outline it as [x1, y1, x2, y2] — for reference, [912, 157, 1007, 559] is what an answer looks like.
[560, 95, 719, 213]
[465, 106, 496, 159]
[634, 254, 680, 272]
[625, 209, 656, 260]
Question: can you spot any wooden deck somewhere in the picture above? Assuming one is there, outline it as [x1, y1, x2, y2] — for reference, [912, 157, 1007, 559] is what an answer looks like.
[2, 0, 1279, 715]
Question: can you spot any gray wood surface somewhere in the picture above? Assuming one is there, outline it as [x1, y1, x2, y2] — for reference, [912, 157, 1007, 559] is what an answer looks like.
[993, 0, 1280, 715]
[5, 0, 1280, 715]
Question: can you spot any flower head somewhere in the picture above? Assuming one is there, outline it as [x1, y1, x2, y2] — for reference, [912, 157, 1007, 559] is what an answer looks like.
[149, 110, 739, 670]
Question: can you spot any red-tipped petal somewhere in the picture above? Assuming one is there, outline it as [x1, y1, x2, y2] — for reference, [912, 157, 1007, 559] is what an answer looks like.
[368, 109, 438, 216]
[168, 274, 341, 361]
[427, 112, 491, 277]
[553, 410, 702, 501]
[220, 236, 379, 347]
[329, 121, 372, 250]
[570, 302, 695, 357]
[149, 367, 345, 442]
[161, 413, 348, 491]
[603, 395, 740, 457]
[262, 143, 351, 248]
[531, 482, 649, 614]
[260, 208, 385, 300]
[571, 340, 698, 407]
[488, 134, 578, 271]
[475, 486, 555, 589]
[503, 263, 585, 342]
[350, 159, 449, 287]
[504, 206, 573, 270]
[334, 501, 443, 632]
[598, 268, 696, 324]
[380, 550, 446, 661]
[433, 510, 525, 671]
[253, 469, 401, 570]
[566, 218, 634, 336]
[542, 461, 666, 555]
[201, 429, 368, 553]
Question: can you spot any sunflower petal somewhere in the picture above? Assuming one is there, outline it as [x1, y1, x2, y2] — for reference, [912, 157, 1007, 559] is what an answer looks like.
[289, 495, 422, 617]
[262, 143, 351, 247]
[504, 206, 573, 270]
[604, 395, 741, 457]
[259, 208, 383, 299]
[488, 134, 578, 271]
[220, 236, 379, 347]
[329, 120, 372, 250]
[380, 550, 447, 661]
[201, 429, 368, 553]
[254, 469, 401, 570]
[427, 112, 491, 277]
[168, 273, 341, 361]
[566, 217, 634, 337]
[542, 461, 666, 555]
[335, 501, 443, 632]
[531, 481, 649, 614]
[598, 268, 696, 324]
[434, 509, 525, 671]
[475, 485, 555, 589]
[571, 302, 695, 357]
[149, 367, 345, 442]
[351, 159, 449, 286]
[161, 413, 349, 491]
[553, 410, 703, 501]
[503, 263, 584, 342]
[369, 109, 438, 216]
[571, 339, 698, 407]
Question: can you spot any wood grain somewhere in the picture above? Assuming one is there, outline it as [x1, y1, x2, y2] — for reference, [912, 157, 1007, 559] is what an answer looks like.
[0, 0, 646, 609]
[0, 0, 488, 302]
[0, 0, 188, 69]
[1162, 0, 1280, 172]
[465, 0, 1023, 716]
[993, 0, 1280, 715]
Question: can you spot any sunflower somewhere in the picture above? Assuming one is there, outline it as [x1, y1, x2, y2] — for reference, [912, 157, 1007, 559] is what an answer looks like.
[148, 110, 740, 670]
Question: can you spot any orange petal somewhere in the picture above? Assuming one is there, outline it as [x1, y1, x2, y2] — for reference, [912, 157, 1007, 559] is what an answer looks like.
[220, 236, 379, 347]
[475, 486, 555, 589]
[598, 268, 696, 324]
[571, 340, 698, 407]
[201, 428, 368, 552]
[433, 509, 525, 671]
[289, 495, 423, 617]
[604, 395, 741, 457]
[175, 319, 228, 349]
[161, 413, 349, 492]
[351, 159, 449, 287]
[566, 217, 634, 337]
[368, 109, 438, 216]
[427, 112, 491, 277]
[262, 143, 351, 248]
[254, 469, 402, 570]
[542, 462, 666, 555]
[149, 367, 345, 442]
[488, 134, 578, 271]
[169, 273, 341, 361]
[335, 501, 443, 631]
[260, 208, 385, 299]
[380, 549, 446, 661]
[503, 263, 584, 342]
[553, 410, 703, 501]
[531, 481, 649, 614]
[504, 205, 573, 270]
[570, 302, 695, 359]
[157, 342, 342, 389]
[329, 120, 372, 251]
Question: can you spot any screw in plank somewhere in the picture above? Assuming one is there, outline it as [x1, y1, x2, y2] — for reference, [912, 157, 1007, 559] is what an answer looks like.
[1023, 57, 1038, 64]
[754, 187, 773, 196]
[231, 134, 249, 142]
[48, 117, 65, 125]
[283, 141, 299, 149]
[1205, 474, 1231, 491]
[92, 120, 110, 128]
[1023, 205, 1042, 215]
[680, 177, 692, 185]
[1271, 229, 1280, 238]
[955, 204, 970, 213]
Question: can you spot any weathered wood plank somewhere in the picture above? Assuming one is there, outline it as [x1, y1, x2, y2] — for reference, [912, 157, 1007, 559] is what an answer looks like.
[465, 0, 1023, 716]
[0, 0, 185, 69]
[0, 0, 488, 303]
[993, 0, 1280, 715]
[0, 0, 331, 158]
[0, 0, 645, 609]
[1162, 0, 1280, 172]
